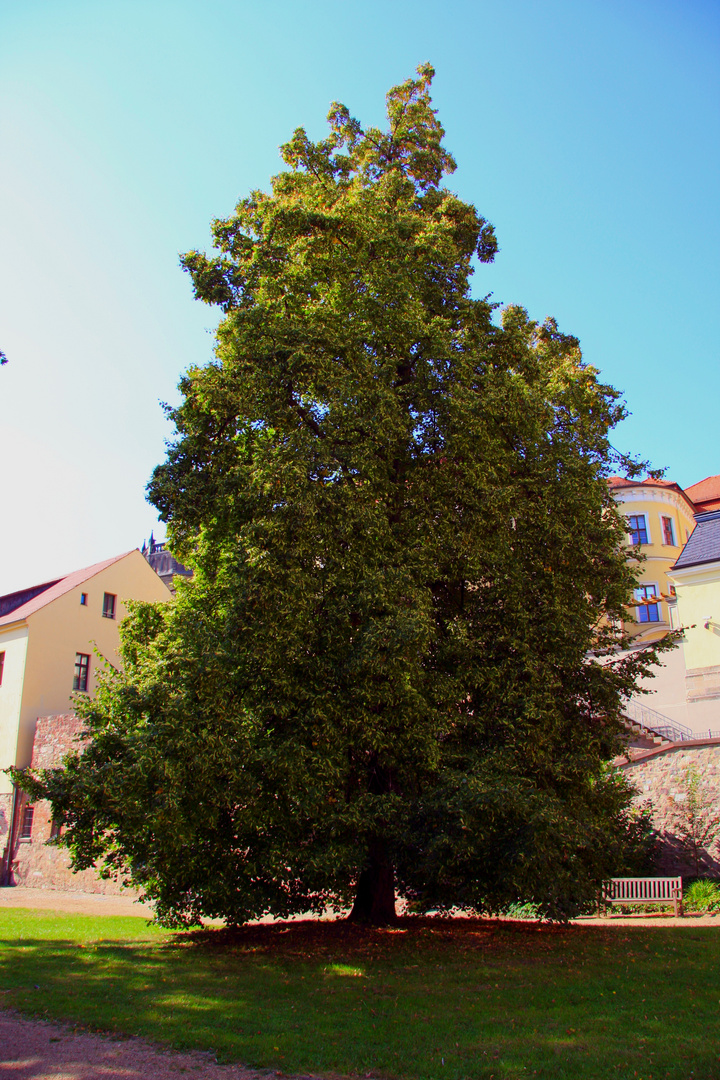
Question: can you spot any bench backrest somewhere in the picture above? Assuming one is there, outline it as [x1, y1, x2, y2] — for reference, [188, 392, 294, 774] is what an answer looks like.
[604, 876, 682, 901]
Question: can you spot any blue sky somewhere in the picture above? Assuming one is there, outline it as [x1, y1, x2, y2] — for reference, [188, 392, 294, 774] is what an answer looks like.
[1, 0, 718, 593]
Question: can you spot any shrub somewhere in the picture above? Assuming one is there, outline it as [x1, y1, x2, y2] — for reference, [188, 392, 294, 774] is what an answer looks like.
[684, 879, 720, 913]
[501, 901, 542, 919]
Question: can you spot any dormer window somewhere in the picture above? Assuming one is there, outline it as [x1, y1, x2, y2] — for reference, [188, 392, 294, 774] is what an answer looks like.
[102, 592, 116, 619]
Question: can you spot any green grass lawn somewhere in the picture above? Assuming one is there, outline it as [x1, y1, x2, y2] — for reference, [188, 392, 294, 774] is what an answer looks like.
[0, 909, 718, 1079]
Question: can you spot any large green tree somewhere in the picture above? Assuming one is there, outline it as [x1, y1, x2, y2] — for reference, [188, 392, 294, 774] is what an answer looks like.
[17, 66, 663, 925]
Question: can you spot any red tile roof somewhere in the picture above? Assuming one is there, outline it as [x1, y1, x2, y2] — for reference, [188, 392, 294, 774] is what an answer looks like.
[608, 475, 676, 490]
[607, 475, 695, 511]
[685, 474, 720, 512]
[0, 552, 136, 629]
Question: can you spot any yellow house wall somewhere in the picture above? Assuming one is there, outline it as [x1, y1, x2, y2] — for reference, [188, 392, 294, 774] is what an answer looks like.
[671, 566, 720, 673]
[0, 550, 172, 794]
[612, 486, 696, 641]
[0, 626, 29, 796]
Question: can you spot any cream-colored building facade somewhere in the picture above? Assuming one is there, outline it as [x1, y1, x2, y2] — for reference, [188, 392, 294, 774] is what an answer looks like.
[0, 549, 172, 798]
[608, 479, 720, 740]
[609, 477, 697, 642]
[668, 510, 720, 714]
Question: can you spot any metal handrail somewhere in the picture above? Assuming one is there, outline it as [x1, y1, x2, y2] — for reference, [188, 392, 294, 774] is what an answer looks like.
[623, 699, 720, 742]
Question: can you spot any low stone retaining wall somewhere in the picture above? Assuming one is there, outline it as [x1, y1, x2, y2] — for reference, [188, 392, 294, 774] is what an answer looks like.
[4, 714, 138, 897]
[7, 716, 720, 894]
[0, 793, 12, 860]
[619, 738, 720, 876]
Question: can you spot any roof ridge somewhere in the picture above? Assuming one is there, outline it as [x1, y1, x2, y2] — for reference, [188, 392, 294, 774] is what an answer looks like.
[0, 551, 138, 628]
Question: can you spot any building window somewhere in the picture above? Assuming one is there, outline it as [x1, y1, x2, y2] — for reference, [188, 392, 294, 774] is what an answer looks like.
[635, 584, 660, 623]
[80, 592, 88, 606]
[661, 516, 676, 546]
[19, 804, 34, 841]
[627, 515, 649, 545]
[50, 819, 62, 840]
[73, 653, 90, 692]
[668, 584, 677, 598]
[0, 651, 4, 686]
[102, 592, 116, 619]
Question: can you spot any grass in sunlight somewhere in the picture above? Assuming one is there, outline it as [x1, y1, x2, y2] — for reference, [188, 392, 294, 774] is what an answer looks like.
[1, 907, 718, 1079]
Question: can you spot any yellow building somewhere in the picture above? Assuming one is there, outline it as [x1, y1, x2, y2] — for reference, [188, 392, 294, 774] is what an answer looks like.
[609, 477, 697, 642]
[669, 510, 720, 711]
[0, 550, 172, 803]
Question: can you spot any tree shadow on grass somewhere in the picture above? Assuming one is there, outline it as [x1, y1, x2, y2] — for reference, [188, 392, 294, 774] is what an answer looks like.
[0, 919, 718, 1079]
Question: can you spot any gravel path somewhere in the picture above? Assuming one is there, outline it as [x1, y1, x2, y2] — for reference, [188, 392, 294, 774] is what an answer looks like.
[0, 888, 152, 920]
[0, 1011, 297, 1080]
[3, 886, 720, 925]
[573, 911, 720, 926]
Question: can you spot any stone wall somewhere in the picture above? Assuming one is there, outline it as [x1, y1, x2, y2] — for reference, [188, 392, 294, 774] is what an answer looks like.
[620, 739, 720, 876]
[6, 713, 138, 896]
[0, 793, 12, 847]
[0, 792, 13, 883]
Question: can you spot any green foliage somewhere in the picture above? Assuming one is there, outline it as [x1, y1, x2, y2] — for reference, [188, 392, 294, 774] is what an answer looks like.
[684, 879, 720, 913]
[669, 766, 720, 878]
[12, 65, 673, 926]
[499, 900, 542, 918]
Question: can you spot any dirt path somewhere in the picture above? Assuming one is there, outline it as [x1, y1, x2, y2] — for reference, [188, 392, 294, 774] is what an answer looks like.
[2, 885, 719, 925]
[573, 911, 720, 926]
[0, 1011, 296, 1080]
[0, 888, 152, 920]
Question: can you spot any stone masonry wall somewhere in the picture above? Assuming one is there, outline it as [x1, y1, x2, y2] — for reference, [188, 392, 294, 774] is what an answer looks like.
[0, 793, 12, 861]
[8, 714, 139, 896]
[620, 740, 720, 877]
[0, 790, 12, 881]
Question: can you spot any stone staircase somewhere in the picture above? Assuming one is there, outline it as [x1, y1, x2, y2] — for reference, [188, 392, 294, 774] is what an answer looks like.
[622, 699, 720, 749]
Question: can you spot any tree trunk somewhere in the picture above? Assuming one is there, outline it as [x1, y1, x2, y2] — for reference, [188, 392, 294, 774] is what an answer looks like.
[348, 837, 397, 925]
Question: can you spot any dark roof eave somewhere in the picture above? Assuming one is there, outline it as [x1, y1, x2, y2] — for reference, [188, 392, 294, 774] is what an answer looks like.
[671, 555, 720, 572]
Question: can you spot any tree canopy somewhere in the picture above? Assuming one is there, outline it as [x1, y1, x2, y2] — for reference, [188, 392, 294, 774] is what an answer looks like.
[16, 65, 664, 925]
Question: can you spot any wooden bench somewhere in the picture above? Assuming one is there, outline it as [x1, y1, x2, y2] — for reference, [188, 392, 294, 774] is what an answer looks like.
[600, 876, 683, 917]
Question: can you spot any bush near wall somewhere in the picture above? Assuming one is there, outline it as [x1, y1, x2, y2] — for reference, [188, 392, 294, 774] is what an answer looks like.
[619, 740, 720, 877]
[8, 715, 137, 895]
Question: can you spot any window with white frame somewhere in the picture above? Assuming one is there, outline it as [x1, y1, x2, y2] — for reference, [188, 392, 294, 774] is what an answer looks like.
[627, 514, 649, 545]
[635, 584, 660, 623]
[661, 515, 676, 546]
